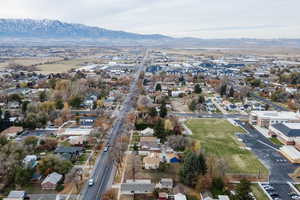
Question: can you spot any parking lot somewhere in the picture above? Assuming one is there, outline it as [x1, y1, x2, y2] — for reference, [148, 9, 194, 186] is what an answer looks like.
[235, 120, 300, 199]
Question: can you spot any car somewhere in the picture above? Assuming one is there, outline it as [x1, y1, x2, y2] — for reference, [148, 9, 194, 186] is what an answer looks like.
[104, 146, 109, 152]
[88, 178, 94, 186]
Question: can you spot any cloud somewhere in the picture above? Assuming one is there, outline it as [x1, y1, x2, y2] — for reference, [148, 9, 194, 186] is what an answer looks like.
[0, 0, 300, 38]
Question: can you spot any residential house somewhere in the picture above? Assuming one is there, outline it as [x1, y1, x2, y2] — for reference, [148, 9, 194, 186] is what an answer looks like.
[156, 178, 173, 189]
[41, 172, 63, 190]
[4, 191, 28, 200]
[120, 179, 155, 194]
[269, 123, 300, 145]
[54, 146, 83, 160]
[140, 136, 160, 152]
[80, 116, 96, 128]
[143, 153, 160, 169]
[68, 136, 86, 145]
[1, 126, 23, 139]
[141, 127, 154, 136]
[23, 155, 37, 169]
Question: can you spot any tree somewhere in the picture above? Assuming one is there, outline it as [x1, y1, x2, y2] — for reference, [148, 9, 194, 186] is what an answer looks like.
[234, 178, 252, 200]
[180, 151, 207, 187]
[220, 84, 227, 96]
[21, 101, 30, 113]
[38, 154, 72, 176]
[159, 102, 168, 118]
[194, 84, 202, 94]
[189, 100, 197, 111]
[154, 119, 166, 141]
[198, 95, 205, 104]
[39, 90, 47, 102]
[228, 87, 235, 98]
[55, 99, 64, 110]
[148, 107, 158, 118]
[24, 136, 39, 150]
[155, 83, 162, 91]
[68, 96, 83, 108]
[14, 166, 34, 186]
[167, 135, 191, 151]
[211, 177, 226, 197]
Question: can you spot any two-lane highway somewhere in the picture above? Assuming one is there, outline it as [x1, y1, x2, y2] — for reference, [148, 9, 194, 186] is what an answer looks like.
[80, 50, 148, 200]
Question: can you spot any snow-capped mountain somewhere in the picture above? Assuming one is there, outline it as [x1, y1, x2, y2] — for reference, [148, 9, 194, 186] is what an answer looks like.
[0, 18, 170, 40]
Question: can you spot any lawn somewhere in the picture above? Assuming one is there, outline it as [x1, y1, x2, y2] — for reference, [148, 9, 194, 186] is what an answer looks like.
[185, 119, 268, 175]
[269, 137, 284, 146]
[251, 184, 269, 200]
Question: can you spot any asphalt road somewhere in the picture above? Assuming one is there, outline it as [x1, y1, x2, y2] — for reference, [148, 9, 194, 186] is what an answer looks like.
[80, 51, 147, 200]
[250, 93, 289, 111]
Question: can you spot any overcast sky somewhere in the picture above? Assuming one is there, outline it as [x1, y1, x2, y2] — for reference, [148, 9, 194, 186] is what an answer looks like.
[1, 0, 300, 38]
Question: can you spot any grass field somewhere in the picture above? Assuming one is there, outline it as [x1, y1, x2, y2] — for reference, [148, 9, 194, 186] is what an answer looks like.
[35, 58, 97, 74]
[251, 184, 269, 200]
[185, 119, 268, 174]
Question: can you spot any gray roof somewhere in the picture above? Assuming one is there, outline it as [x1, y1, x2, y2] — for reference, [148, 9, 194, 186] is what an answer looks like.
[7, 190, 26, 198]
[160, 178, 173, 186]
[121, 183, 155, 192]
[42, 172, 62, 185]
[55, 146, 83, 154]
[272, 123, 300, 137]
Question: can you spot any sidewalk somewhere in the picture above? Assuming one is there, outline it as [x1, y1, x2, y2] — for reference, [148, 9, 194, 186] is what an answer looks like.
[254, 126, 271, 138]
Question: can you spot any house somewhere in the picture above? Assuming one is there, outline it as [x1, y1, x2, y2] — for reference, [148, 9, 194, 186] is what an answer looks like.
[4, 191, 27, 200]
[143, 153, 160, 169]
[23, 155, 37, 169]
[249, 111, 300, 128]
[54, 146, 83, 160]
[41, 172, 63, 190]
[80, 116, 96, 128]
[269, 123, 300, 145]
[174, 193, 187, 200]
[140, 136, 160, 152]
[68, 136, 86, 145]
[164, 153, 181, 163]
[141, 127, 154, 136]
[156, 178, 173, 189]
[120, 179, 155, 194]
[1, 126, 23, 139]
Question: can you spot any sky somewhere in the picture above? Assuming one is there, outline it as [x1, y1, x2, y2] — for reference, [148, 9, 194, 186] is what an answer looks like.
[1, 0, 300, 39]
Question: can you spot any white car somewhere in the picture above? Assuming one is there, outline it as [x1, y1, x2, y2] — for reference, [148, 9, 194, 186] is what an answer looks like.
[104, 146, 109, 152]
[88, 178, 94, 186]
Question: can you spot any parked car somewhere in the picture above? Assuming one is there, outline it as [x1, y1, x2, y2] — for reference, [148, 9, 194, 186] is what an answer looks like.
[88, 178, 94, 186]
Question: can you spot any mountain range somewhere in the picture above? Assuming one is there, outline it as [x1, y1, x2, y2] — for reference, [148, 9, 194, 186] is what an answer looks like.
[0, 18, 299, 47]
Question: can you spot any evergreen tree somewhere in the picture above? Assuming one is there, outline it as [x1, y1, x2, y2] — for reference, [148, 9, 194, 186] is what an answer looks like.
[228, 87, 235, 97]
[159, 102, 168, 118]
[154, 119, 166, 141]
[220, 84, 227, 96]
[234, 178, 252, 200]
[194, 84, 202, 94]
[180, 151, 207, 187]
[155, 83, 162, 91]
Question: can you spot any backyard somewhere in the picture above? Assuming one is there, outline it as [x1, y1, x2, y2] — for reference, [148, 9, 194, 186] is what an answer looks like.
[185, 119, 268, 175]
